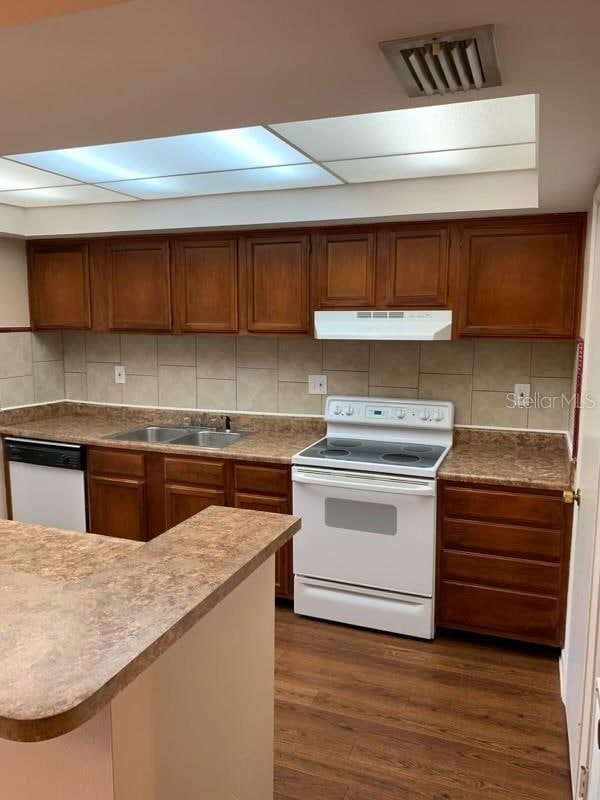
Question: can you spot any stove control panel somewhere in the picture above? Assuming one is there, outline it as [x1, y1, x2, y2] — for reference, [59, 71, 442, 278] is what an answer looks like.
[325, 396, 454, 429]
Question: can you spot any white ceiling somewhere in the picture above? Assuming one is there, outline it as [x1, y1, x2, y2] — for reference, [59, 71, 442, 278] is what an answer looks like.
[0, 95, 536, 207]
[0, 0, 596, 225]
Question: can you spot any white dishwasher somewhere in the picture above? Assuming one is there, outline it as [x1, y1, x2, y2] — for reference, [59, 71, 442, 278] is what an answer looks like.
[5, 437, 88, 533]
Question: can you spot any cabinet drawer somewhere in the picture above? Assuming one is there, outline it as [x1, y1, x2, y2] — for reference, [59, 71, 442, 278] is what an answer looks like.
[439, 581, 561, 645]
[164, 456, 226, 488]
[234, 463, 289, 496]
[443, 486, 564, 530]
[441, 550, 560, 595]
[88, 448, 145, 478]
[442, 518, 562, 562]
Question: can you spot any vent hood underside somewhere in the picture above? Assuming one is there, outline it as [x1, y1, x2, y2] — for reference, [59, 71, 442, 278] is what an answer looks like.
[314, 310, 452, 341]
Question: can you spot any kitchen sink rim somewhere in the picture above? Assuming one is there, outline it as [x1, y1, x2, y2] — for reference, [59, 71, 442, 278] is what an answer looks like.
[105, 424, 246, 448]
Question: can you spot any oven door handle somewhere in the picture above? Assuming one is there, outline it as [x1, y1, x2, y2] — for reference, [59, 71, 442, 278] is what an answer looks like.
[292, 471, 435, 496]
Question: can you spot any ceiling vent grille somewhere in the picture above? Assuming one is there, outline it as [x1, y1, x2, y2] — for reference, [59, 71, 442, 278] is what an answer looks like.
[379, 25, 501, 97]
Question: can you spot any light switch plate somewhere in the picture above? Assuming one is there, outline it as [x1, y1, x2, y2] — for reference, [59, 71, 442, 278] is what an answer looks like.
[514, 383, 530, 407]
[114, 365, 126, 384]
[308, 374, 327, 395]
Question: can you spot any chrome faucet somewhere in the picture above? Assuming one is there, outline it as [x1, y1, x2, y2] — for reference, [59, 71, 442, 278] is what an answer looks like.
[188, 412, 232, 431]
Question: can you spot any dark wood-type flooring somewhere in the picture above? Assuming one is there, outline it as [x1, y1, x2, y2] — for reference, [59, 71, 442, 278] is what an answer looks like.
[274, 606, 572, 800]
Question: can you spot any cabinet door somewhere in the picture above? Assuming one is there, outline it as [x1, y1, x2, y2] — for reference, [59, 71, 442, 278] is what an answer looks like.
[314, 231, 376, 308]
[233, 491, 294, 597]
[105, 240, 172, 331]
[28, 244, 91, 329]
[377, 225, 450, 307]
[165, 483, 226, 528]
[456, 217, 584, 337]
[242, 236, 309, 333]
[172, 239, 238, 332]
[88, 475, 147, 540]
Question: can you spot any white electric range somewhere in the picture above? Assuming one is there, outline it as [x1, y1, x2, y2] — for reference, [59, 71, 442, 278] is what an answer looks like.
[292, 395, 454, 639]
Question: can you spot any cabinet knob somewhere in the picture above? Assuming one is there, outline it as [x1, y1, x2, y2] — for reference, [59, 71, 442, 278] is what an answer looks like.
[563, 488, 581, 505]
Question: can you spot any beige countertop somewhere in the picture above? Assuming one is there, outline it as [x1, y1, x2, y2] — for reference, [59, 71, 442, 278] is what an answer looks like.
[0, 403, 322, 464]
[0, 506, 299, 743]
[439, 428, 573, 492]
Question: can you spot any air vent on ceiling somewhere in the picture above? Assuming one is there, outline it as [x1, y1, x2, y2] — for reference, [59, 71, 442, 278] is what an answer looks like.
[379, 24, 501, 97]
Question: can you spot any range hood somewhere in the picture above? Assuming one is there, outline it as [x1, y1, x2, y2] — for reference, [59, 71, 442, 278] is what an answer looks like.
[314, 310, 452, 340]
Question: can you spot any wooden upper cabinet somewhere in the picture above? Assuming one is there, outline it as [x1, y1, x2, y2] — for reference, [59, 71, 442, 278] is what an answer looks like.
[172, 239, 238, 333]
[456, 215, 585, 338]
[314, 231, 376, 308]
[377, 225, 450, 308]
[28, 244, 92, 330]
[105, 239, 172, 331]
[241, 235, 310, 333]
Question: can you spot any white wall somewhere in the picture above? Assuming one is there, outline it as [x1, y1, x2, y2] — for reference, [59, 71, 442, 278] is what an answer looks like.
[0, 238, 29, 327]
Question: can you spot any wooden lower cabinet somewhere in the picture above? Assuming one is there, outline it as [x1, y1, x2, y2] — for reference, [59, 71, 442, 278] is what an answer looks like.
[86, 448, 294, 598]
[232, 465, 294, 599]
[88, 474, 147, 541]
[436, 480, 572, 646]
[233, 490, 293, 598]
[87, 447, 148, 541]
[165, 484, 226, 528]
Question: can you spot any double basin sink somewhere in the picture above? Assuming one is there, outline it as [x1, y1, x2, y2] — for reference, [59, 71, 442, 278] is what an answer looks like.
[107, 425, 245, 449]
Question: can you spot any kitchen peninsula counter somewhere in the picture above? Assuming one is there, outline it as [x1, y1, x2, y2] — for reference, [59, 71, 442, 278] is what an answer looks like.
[0, 506, 299, 800]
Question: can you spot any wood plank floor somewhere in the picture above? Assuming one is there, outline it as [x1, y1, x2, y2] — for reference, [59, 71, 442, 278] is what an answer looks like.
[274, 606, 572, 800]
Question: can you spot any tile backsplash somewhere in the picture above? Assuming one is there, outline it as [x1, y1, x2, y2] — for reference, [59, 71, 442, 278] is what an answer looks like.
[0, 331, 65, 408]
[0, 331, 576, 431]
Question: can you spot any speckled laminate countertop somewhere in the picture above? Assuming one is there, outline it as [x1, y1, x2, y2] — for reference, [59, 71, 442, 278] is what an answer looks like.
[0, 403, 322, 464]
[438, 428, 573, 491]
[0, 506, 299, 743]
[0, 402, 573, 489]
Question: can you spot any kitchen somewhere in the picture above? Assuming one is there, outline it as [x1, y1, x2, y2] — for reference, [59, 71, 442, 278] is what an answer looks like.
[0, 2, 599, 799]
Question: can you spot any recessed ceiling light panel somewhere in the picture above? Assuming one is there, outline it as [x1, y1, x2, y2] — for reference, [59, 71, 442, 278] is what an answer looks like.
[272, 95, 536, 162]
[0, 158, 78, 191]
[0, 185, 136, 207]
[324, 143, 537, 183]
[5, 127, 310, 184]
[97, 164, 341, 200]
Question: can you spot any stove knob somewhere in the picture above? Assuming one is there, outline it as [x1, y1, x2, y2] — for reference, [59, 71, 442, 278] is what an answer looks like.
[344, 406, 354, 416]
[419, 409, 430, 421]
[396, 408, 406, 419]
[332, 403, 342, 415]
[433, 409, 444, 421]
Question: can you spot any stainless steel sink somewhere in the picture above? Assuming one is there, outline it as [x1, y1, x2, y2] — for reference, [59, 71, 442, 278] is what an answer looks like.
[108, 425, 194, 443]
[106, 425, 245, 448]
[170, 430, 245, 448]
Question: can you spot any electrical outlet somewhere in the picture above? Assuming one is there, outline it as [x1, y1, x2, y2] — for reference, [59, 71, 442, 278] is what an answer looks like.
[308, 375, 327, 395]
[114, 366, 126, 384]
[514, 383, 530, 407]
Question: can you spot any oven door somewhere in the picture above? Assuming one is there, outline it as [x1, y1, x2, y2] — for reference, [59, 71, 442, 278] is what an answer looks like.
[292, 466, 436, 596]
